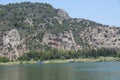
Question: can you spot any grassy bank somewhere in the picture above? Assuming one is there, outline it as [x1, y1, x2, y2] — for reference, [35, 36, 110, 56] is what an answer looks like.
[0, 57, 120, 65]
[44, 57, 120, 63]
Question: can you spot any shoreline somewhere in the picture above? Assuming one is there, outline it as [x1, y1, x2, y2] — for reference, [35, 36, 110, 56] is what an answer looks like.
[0, 57, 120, 65]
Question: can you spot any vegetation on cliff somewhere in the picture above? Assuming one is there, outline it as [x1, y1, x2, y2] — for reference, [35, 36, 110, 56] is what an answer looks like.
[0, 2, 120, 61]
[0, 2, 102, 50]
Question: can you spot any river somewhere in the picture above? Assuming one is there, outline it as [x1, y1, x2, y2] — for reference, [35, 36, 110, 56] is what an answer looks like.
[0, 62, 120, 80]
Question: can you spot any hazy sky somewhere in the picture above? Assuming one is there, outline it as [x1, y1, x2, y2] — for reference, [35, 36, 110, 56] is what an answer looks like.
[0, 0, 120, 26]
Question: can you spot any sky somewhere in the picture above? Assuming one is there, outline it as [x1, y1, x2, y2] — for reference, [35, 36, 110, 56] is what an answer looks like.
[0, 0, 120, 26]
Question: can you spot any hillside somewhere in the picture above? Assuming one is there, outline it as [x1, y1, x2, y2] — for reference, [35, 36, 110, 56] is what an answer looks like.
[0, 2, 120, 60]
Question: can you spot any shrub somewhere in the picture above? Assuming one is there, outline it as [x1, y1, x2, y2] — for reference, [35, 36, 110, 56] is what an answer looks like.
[0, 57, 9, 63]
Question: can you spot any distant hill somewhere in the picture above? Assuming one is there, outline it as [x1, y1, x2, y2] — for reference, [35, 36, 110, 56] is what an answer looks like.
[0, 2, 120, 60]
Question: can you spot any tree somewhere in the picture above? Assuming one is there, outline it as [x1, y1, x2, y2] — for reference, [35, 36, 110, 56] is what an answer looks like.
[0, 57, 9, 63]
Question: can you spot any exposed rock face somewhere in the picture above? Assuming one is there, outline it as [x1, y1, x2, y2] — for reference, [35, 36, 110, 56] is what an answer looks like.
[0, 29, 26, 60]
[42, 30, 79, 50]
[80, 26, 120, 49]
[53, 16, 63, 25]
[3, 29, 20, 47]
[24, 18, 34, 26]
[1, 2, 120, 60]
[0, 31, 3, 56]
[57, 9, 70, 20]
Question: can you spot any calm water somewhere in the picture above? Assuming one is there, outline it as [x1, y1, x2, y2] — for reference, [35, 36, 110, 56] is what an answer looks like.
[0, 62, 120, 80]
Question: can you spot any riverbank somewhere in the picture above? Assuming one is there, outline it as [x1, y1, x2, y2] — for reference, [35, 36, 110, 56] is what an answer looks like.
[0, 57, 120, 65]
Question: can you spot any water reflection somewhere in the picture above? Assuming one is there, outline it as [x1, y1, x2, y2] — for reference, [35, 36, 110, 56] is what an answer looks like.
[0, 66, 25, 80]
[0, 62, 120, 80]
[0, 64, 75, 80]
[74, 62, 120, 80]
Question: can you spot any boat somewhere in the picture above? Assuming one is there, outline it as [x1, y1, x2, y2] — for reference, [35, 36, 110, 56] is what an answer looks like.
[37, 60, 44, 64]
[68, 59, 75, 63]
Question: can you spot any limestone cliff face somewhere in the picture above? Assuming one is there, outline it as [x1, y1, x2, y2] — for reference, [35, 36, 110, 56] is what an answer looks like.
[0, 31, 3, 56]
[0, 29, 26, 60]
[80, 26, 120, 49]
[1, 2, 120, 60]
[0, 28, 79, 60]
[3, 29, 20, 48]
[57, 9, 70, 20]
[42, 30, 79, 50]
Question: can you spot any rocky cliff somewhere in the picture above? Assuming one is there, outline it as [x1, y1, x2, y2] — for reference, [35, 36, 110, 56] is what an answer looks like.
[0, 29, 26, 60]
[42, 30, 79, 50]
[80, 26, 120, 49]
[0, 2, 120, 60]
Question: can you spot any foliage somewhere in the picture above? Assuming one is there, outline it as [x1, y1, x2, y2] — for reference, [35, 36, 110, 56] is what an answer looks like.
[0, 2, 104, 50]
[0, 2, 119, 61]
[18, 48, 119, 61]
[0, 57, 9, 63]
